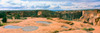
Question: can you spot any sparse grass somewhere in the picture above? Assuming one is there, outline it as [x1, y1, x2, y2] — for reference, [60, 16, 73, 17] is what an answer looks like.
[83, 21, 88, 23]
[8, 21, 22, 23]
[89, 23, 93, 25]
[68, 20, 72, 21]
[70, 23, 74, 25]
[21, 17, 27, 20]
[82, 28, 95, 31]
[12, 21, 22, 23]
[53, 30, 59, 33]
[0, 21, 21, 26]
[65, 22, 74, 25]
[3, 21, 22, 25]
[68, 28, 75, 31]
[82, 28, 87, 30]
[47, 17, 52, 20]
[0, 23, 6, 26]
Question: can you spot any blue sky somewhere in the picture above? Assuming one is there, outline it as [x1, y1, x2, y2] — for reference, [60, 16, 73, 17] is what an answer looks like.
[0, 0, 100, 10]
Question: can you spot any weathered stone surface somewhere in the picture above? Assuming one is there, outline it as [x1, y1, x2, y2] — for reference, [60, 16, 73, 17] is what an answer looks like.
[38, 11, 42, 15]
[22, 26, 39, 31]
[80, 10, 100, 26]
[4, 25, 22, 29]
[59, 30, 88, 33]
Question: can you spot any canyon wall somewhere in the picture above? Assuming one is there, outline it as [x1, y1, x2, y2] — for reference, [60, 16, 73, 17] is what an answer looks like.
[80, 10, 100, 26]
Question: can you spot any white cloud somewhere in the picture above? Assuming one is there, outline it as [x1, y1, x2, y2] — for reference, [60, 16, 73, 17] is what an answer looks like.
[60, 1, 100, 10]
[0, 0, 100, 10]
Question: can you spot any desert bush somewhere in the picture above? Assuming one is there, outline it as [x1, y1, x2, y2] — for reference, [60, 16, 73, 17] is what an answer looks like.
[66, 22, 74, 25]
[83, 21, 88, 23]
[89, 23, 93, 25]
[67, 28, 75, 31]
[88, 28, 95, 31]
[23, 17, 27, 19]
[53, 30, 59, 33]
[70, 23, 74, 25]
[82, 28, 95, 31]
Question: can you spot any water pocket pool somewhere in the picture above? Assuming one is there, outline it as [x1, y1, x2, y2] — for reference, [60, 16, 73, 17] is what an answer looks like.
[36, 21, 51, 24]
[4, 25, 22, 29]
[62, 26, 68, 28]
[22, 26, 39, 31]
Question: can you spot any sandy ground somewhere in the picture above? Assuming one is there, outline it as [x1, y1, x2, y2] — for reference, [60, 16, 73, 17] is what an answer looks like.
[0, 18, 100, 33]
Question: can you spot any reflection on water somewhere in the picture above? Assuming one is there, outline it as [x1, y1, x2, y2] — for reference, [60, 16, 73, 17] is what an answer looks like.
[36, 21, 51, 24]
[4, 25, 22, 29]
[22, 26, 39, 31]
[61, 26, 68, 28]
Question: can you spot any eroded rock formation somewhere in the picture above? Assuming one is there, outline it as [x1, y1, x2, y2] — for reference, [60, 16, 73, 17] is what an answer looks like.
[38, 11, 42, 16]
[80, 10, 100, 26]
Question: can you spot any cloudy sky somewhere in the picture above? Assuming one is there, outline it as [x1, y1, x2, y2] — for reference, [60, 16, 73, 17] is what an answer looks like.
[0, 0, 100, 10]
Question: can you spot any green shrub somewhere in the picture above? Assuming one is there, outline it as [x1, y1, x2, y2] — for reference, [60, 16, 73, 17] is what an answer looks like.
[53, 30, 59, 33]
[7, 16, 12, 19]
[0, 23, 5, 26]
[15, 14, 20, 19]
[89, 23, 93, 25]
[88, 28, 95, 31]
[2, 17, 7, 23]
[23, 17, 27, 19]
[82, 28, 95, 31]
[47, 17, 52, 20]
[82, 28, 87, 30]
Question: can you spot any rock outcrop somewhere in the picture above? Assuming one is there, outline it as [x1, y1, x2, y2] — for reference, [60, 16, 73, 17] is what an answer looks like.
[80, 10, 100, 26]
[38, 11, 42, 16]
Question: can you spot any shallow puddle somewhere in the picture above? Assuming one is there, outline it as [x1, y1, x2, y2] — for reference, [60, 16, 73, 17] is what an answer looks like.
[62, 26, 68, 28]
[4, 25, 22, 29]
[22, 26, 39, 31]
[36, 21, 51, 24]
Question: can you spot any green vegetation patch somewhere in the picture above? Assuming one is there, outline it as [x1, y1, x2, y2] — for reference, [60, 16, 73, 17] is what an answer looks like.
[8, 21, 22, 23]
[68, 28, 75, 31]
[82, 28, 95, 31]
[2, 17, 7, 23]
[53, 30, 59, 33]
[47, 17, 52, 20]
[0, 23, 6, 26]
